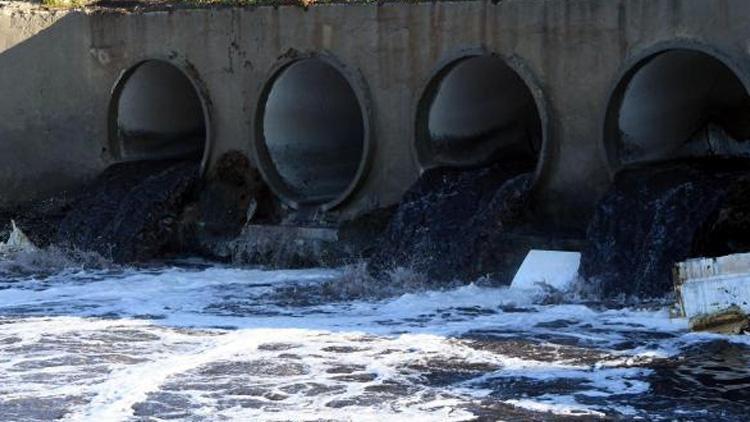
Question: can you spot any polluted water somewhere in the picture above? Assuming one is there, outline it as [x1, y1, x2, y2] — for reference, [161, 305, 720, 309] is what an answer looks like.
[1, 238, 750, 421]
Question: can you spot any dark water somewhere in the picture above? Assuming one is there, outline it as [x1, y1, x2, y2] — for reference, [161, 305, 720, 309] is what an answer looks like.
[582, 160, 750, 299]
[0, 260, 748, 421]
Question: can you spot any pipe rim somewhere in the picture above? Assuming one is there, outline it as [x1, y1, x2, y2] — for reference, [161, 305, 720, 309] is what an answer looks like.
[252, 52, 375, 211]
[106, 57, 214, 177]
[602, 40, 750, 177]
[413, 48, 552, 188]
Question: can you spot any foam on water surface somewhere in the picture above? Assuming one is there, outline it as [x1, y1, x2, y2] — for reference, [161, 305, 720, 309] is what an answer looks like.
[0, 262, 749, 421]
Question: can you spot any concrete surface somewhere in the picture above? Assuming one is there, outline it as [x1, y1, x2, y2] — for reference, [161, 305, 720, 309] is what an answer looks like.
[675, 253, 750, 319]
[0, 0, 748, 231]
[509, 249, 580, 292]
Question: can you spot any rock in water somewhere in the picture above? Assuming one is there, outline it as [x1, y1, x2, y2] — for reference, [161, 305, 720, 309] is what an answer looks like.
[581, 160, 750, 299]
[57, 160, 199, 262]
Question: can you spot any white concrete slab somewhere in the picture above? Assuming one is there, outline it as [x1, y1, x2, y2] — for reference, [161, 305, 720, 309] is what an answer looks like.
[675, 254, 750, 322]
[678, 275, 750, 320]
[510, 250, 581, 291]
[675, 252, 750, 283]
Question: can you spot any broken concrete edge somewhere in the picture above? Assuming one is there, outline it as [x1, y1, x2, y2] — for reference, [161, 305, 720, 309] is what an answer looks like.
[674, 252, 750, 283]
[10, 0, 479, 13]
[515, 240, 750, 334]
[509, 249, 581, 292]
[688, 306, 749, 335]
[673, 253, 750, 333]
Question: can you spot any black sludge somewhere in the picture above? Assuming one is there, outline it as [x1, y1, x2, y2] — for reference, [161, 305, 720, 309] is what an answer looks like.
[581, 160, 750, 299]
[370, 162, 536, 283]
[57, 160, 199, 262]
[0, 194, 74, 248]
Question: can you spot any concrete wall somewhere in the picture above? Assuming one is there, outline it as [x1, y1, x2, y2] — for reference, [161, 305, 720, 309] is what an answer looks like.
[0, 0, 749, 231]
[0, 8, 100, 206]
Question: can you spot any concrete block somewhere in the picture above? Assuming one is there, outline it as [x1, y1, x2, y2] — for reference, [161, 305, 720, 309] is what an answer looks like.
[674, 253, 750, 333]
[510, 250, 580, 291]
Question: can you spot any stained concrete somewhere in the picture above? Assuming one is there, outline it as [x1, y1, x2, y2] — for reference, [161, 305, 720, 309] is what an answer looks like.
[0, 0, 749, 231]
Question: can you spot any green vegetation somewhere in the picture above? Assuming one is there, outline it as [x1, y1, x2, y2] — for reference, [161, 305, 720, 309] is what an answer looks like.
[34, 0, 313, 9]
[31, 0, 390, 10]
[40, 0, 92, 8]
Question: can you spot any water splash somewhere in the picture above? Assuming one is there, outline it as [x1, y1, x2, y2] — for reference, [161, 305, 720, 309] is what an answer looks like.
[0, 220, 38, 256]
[0, 262, 747, 420]
[0, 223, 112, 278]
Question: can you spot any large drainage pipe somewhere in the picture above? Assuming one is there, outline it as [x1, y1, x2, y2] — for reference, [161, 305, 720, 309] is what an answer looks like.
[254, 57, 370, 210]
[582, 48, 750, 298]
[364, 54, 548, 282]
[52, 60, 212, 262]
[416, 54, 543, 169]
[605, 48, 750, 169]
[108, 60, 210, 167]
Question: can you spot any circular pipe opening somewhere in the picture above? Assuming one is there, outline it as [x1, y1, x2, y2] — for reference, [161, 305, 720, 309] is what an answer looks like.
[605, 49, 750, 169]
[255, 57, 369, 209]
[109, 60, 210, 167]
[416, 55, 543, 169]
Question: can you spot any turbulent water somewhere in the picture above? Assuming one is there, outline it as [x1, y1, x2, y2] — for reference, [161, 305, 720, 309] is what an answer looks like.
[1, 258, 749, 421]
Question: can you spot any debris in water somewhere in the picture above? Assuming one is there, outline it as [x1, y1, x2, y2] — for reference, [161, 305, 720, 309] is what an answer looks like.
[688, 306, 749, 334]
[674, 252, 750, 333]
[510, 249, 580, 292]
[0, 220, 38, 256]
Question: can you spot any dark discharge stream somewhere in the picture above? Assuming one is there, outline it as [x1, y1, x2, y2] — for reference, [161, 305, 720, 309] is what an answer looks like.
[2, 158, 750, 421]
[57, 160, 199, 262]
[0, 160, 200, 264]
[581, 158, 750, 299]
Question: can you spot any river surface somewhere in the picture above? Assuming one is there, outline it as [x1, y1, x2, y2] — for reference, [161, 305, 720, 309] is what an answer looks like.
[1, 259, 749, 421]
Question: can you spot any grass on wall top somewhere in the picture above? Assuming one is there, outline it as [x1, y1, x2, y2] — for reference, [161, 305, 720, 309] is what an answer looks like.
[34, 0, 391, 9]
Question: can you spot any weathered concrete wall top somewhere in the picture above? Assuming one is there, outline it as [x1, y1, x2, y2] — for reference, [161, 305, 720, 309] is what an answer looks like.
[0, 0, 748, 230]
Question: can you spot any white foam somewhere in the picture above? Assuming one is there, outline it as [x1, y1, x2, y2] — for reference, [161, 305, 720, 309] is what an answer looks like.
[0, 264, 743, 420]
[505, 396, 607, 418]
